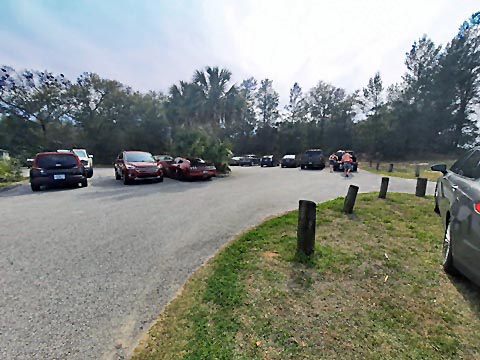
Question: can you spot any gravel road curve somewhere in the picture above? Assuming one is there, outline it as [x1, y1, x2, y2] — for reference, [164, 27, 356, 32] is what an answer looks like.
[0, 166, 435, 359]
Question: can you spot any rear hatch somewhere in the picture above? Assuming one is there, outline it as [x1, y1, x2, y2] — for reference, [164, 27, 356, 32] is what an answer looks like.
[303, 151, 324, 163]
[34, 154, 83, 177]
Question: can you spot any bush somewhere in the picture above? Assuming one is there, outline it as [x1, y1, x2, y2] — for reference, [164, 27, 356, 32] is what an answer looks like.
[173, 130, 232, 173]
[0, 159, 23, 183]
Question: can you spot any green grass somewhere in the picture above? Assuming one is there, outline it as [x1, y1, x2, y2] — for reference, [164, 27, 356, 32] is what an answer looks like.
[360, 159, 455, 181]
[132, 193, 480, 360]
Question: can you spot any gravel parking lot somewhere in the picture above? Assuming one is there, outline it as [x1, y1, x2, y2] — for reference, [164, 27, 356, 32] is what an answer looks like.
[0, 166, 435, 359]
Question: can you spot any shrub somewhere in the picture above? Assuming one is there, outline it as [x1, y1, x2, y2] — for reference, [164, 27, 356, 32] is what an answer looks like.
[0, 159, 23, 183]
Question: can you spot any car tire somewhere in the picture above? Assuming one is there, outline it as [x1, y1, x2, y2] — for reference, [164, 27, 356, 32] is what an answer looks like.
[301, 165, 305, 170]
[157, 176, 164, 183]
[115, 169, 121, 180]
[87, 169, 93, 178]
[81, 179, 88, 187]
[31, 183, 40, 192]
[123, 173, 131, 185]
[442, 221, 458, 275]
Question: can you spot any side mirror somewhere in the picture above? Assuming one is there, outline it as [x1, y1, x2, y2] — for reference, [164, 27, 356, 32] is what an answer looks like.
[88, 154, 94, 158]
[431, 164, 447, 174]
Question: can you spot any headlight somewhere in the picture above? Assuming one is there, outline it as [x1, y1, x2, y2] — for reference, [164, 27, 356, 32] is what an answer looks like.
[157, 164, 163, 169]
[126, 164, 136, 170]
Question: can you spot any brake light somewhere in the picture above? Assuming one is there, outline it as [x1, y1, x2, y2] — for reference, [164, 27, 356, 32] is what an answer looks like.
[475, 203, 480, 214]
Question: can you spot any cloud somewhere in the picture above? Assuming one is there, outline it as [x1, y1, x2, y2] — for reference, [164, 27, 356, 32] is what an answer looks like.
[0, 0, 478, 104]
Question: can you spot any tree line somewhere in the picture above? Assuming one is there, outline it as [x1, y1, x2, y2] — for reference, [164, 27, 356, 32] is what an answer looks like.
[0, 12, 478, 166]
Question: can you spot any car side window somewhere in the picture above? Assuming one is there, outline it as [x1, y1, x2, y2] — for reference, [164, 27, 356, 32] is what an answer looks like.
[450, 150, 473, 175]
[456, 150, 480, 179]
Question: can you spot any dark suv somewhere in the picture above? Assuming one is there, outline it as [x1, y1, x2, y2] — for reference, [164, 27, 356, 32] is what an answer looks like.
[30, 152, 88, 191]
[300, 149, 325, 169]
[260, 155, 278, 167]
[432, 148, 480, 286]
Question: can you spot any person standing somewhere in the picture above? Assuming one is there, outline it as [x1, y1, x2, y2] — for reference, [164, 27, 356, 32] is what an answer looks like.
[328, 153, 338, 173]
[341, 152, 353, 177]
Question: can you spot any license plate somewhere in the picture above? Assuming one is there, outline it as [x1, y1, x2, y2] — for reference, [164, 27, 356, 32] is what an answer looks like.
[54, 174, 65, 180]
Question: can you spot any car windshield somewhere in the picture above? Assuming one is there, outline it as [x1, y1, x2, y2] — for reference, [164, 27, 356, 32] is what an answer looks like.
[36, 154, 78, 169]
[189, 158, 206, 165]
[73, 150, 87, 158]
[125, 152, 154, 162]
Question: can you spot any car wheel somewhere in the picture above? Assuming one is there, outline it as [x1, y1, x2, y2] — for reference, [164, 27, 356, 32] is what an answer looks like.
[123, 172, 131, 185]
[301, 165, 305, 170]
[31, 183, 40, 192]
[87, 169, 93, 178]
[157, 176, 164, 183]
[442, 221, 458, 275]
[115, 169, 121, 180]
[81, 179, 88, 187]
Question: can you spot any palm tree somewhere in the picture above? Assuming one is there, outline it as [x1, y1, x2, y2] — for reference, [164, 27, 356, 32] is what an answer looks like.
[193, 66, 233, 131]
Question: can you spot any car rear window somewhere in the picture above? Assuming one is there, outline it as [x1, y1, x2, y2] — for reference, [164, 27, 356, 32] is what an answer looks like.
[36, 154, 78, 169]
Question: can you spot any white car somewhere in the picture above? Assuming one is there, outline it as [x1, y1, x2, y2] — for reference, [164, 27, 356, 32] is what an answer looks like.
[72, 149, 94, 178]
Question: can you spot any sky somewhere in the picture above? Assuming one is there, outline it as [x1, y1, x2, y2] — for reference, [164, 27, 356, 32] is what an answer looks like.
[0, 0, 478, 104]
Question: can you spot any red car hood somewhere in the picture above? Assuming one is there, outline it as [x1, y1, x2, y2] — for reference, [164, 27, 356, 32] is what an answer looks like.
[127, 162, 157, 167]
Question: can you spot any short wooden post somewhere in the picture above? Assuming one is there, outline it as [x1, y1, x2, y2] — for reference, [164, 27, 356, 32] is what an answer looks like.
[379, 177, 389, 199]
[297, 200, 316, 256]
[388, 163, 394, 172]
[415, 178, 427, 197]
[415, 164, 420, 178]
[369, 160, 372, 167]
[376, 162, 380, 170]
[343, 185, 359, 214]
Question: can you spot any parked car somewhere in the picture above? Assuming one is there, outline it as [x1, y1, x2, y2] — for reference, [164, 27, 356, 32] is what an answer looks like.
[154, 155, 174, 177]
[26, 158, 34, 168]
[239, 154, 260, 166]
[114, 150, 163, 185]
[300, 149, 325, 169]
[431, 148, 480, 286]
[72, 149, 94, 178]
[281, 154, 297, 168]
[30, 152, 88, 191]
[169, 157, 216, 180]
[229, 156, 242, 166]
[333, 150, 358, 172]
[260, 155, 278, 167]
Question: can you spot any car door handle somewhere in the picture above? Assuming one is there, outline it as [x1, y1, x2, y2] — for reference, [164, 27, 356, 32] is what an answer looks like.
[451, 185, 459, 190]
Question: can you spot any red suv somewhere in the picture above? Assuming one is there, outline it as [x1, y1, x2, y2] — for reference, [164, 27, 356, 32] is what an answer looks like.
[114, 151, 163, 185]
[30, 152, 88, 191]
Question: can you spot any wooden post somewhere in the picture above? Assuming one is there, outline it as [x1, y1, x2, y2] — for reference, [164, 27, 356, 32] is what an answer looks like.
[343, 185, 359, 214]
[415, 164, 420, 178]
[415, 178, 427, 197]
[297, 200, 316, 256]
[369, 160, 372, 167]
[376, 162, 380, 170]
[379, 177, 389, 199]
[388, 163, 394, 172]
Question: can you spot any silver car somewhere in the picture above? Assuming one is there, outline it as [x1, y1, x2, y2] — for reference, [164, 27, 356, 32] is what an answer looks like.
[432, 148, 480, 285]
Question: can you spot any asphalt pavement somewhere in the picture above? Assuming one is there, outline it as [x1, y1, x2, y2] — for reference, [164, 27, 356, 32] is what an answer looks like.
[0, 166, 435, 359]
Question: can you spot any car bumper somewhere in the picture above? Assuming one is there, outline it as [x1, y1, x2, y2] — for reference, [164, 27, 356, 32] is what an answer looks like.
[188, 169, 216, 178]
[30, 174, 86, 186]
[126, 169, 163, 180]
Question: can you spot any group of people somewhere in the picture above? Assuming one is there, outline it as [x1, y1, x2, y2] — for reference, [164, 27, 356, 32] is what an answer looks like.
[328, 152, 354, 177]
